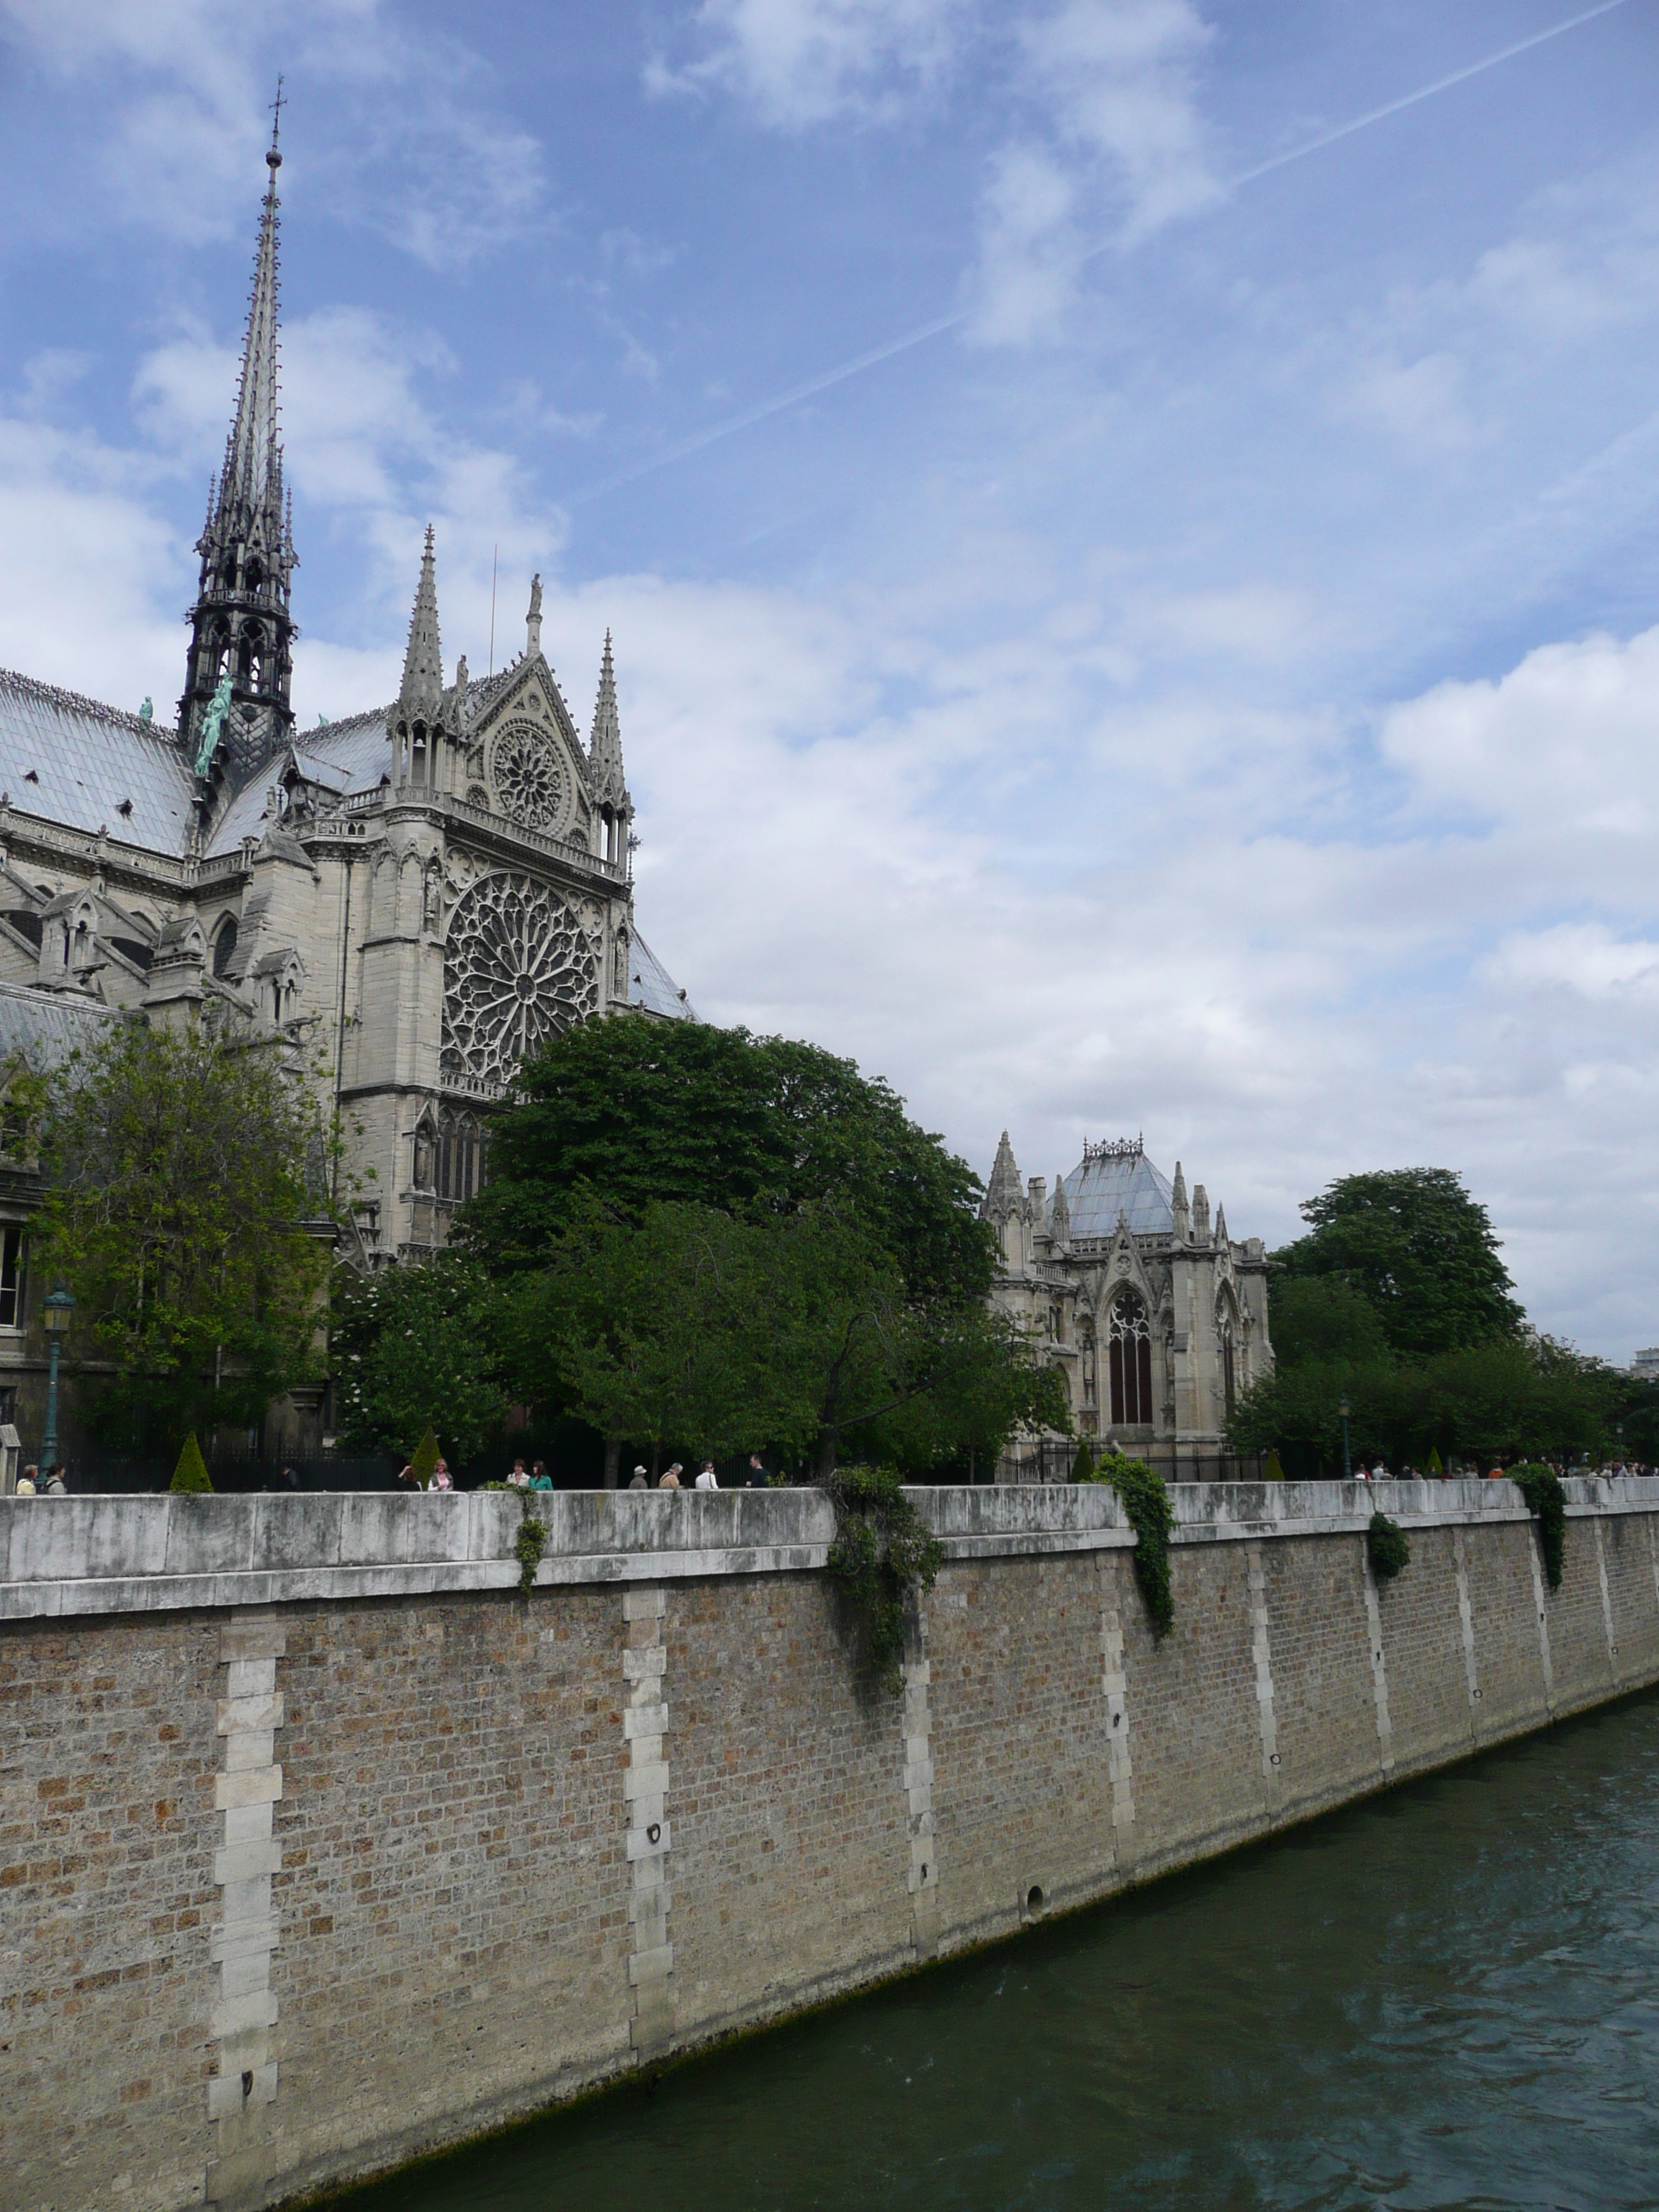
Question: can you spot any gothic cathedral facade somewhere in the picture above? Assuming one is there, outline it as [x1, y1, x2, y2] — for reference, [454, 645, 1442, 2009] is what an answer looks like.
[0, 126, 692, 1290]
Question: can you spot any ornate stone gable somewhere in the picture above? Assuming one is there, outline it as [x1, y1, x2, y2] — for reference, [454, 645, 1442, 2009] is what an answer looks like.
[464, 656, 593, 841]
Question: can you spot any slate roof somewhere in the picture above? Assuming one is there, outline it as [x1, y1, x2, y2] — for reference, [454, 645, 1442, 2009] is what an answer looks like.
[0, 670, 194, 852]
[0, 977, 114, 1068]
[630, 928, 696, 1020]
[1061, 1147, 1176, 1238]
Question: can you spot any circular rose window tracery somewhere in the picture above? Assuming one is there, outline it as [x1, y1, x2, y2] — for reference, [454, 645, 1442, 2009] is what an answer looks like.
[488, 719, 569, 832]
[441, 871, 598, 1087]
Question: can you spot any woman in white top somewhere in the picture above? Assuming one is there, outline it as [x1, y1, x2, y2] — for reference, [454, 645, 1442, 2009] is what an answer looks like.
[695, 1462, 719, 1491]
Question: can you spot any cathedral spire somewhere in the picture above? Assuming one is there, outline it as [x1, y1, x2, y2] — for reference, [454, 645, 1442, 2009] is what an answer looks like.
[589, 629, 626, 801]
[399, 527, 444, 713]
[222, 107, 284, 515]
[177, 104, 297, 779]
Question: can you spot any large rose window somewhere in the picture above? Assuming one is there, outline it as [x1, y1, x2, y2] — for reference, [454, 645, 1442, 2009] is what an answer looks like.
[441, 872, 598, 1087]
[488, 719, 569, 832]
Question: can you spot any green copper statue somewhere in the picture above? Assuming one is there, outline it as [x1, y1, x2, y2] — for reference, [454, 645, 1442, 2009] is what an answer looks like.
[194, 670, 233, 778]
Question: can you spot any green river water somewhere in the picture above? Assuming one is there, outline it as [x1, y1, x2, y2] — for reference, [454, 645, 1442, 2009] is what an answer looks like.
[338, 1691, 1659, 2212]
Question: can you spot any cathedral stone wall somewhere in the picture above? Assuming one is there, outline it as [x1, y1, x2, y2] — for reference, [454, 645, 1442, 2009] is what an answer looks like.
[3, 1478, 1656, 2212]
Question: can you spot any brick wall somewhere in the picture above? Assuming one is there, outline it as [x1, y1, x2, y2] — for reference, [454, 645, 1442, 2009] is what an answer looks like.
[4, 1491, 1659, 2212]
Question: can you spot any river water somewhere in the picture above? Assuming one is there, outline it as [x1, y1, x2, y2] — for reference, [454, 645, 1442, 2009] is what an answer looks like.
[340, 1691, 1659, 2212]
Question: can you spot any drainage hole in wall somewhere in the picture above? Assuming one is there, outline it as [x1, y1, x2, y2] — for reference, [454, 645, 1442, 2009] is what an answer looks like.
[241, 2071, 253, 2099]
[920, 1863, 929, 1882]
[646, 1822, 660, 1845]
[1269, 1752, 1282, 1766]
[1026, 1884, 1047, 1918]
[1112, 1713, 1122, 1727]
[1473, 1689, 1483, 1700]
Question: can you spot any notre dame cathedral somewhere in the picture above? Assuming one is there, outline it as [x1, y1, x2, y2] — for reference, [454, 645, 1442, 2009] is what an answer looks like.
[980, 1130, 1273, 1478]
[0, 122, 693, 1305]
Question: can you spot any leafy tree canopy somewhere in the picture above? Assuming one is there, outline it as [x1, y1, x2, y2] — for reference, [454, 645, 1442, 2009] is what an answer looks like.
[331, 1251, 507, 1463]
[1228, 1335, 1615, 1474]
[36, 1020, 333, 1449]
[1269, 1277, 1393, 1369]
[1275, 1167, 1523, 1359]
[459, 1017, 996, 1305]
[501, 1194, 1066, 1478]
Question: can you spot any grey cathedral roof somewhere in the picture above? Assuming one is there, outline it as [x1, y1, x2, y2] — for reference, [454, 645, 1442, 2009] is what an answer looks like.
[1061, 1146, 1177, 1238]
[0, 670, 195, 850]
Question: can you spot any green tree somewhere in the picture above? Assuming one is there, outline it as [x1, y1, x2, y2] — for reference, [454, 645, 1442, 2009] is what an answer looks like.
[331, 1253, 507, 1462]
[459, 1017, 996, 1303]
[1276, 1167, 1523, 1359]
[1269, 1277, 1393, 1367]
[504, 1195, 1066, 1479]
[36, 1020, 333, 1449]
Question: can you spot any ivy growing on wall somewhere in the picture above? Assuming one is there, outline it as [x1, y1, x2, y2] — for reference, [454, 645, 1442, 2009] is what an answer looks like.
[1077, 1449, 1176, 1637]
[1511, 1462, 1567, 1590]
[825, 1465, 944, 1694]
[1366, 1510, 1411, 1583]
[515, 1498, 548, 1596]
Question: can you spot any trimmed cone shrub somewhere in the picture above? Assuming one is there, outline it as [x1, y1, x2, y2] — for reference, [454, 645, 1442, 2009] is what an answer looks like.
[410, 1427, 441, 1488]
[1264, 1448, 1286, 1483]
[1071, 1439, 1095, 1484]
[170, 1433, 212, 1493]
[1427, 1445, 1444, 1478]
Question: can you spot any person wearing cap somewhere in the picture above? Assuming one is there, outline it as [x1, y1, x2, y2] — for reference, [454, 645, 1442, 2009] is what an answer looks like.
[628, 1465, 649, 1491]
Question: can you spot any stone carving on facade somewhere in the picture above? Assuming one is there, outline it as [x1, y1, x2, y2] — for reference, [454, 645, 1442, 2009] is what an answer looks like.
[441, 871, 599, 1088]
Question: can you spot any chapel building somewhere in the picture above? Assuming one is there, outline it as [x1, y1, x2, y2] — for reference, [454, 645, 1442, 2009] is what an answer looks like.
[0, 126, 691, 1451]
[983, 1131, 1273, 1480]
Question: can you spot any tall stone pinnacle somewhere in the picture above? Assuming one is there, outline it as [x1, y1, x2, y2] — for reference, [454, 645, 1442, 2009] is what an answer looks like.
[399, 527, 444, 712]
[984, 1130, 1023, 1216]
[589, 629, 625, 801]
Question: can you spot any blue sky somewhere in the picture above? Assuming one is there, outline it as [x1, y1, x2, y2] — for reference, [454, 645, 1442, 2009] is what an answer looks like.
[3, 0, 1659, 1355]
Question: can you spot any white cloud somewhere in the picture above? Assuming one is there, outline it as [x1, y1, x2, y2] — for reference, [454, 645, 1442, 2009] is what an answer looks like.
[0, 0, 545, 263]
[648, 0, 973, 127]
[968, 0, 1218, 342]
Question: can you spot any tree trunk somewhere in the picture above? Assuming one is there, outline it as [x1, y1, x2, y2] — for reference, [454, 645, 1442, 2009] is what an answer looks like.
[814, 1431, 837, 1484]
[603, 1437, 621, 1491]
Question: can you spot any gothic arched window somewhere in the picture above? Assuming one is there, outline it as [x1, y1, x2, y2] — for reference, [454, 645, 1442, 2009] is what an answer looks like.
[212, 916, 238, 979]
[1108, 1289, 1154, 1427]
[1218, 1300, 1238, 1420]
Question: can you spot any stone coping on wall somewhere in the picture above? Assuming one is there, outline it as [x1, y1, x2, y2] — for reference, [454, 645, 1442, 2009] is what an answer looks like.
[0, 1475, 1654, 1622]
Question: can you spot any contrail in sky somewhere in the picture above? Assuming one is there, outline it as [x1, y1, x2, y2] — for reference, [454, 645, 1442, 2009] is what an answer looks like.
[562, 0, 1636, 508]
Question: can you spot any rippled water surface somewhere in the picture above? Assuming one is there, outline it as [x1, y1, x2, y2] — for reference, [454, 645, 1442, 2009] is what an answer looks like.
[338, 1692, 1659, 2212]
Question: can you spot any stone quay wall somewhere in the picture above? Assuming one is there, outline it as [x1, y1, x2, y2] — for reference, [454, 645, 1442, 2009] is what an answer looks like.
[4, 1476, 1658, 2212]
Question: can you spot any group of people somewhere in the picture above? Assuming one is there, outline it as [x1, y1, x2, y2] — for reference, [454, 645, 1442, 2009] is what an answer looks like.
[10, 1462, 67, 1497]
[627, 1455, 772, 1491]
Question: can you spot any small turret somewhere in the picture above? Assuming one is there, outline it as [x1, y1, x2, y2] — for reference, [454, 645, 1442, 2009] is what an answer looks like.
[1172, 1161, 1190, 1239]
[983, 1130, 1024, 1219]
[1191, 1183, 1210, 1241]
[1215, 1201, 1228, 1250]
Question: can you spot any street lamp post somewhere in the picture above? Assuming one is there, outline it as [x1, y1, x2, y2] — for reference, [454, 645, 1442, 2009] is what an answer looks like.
[1339, 1393, 1352, 1483]
[41, 1287, 74, 1470]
